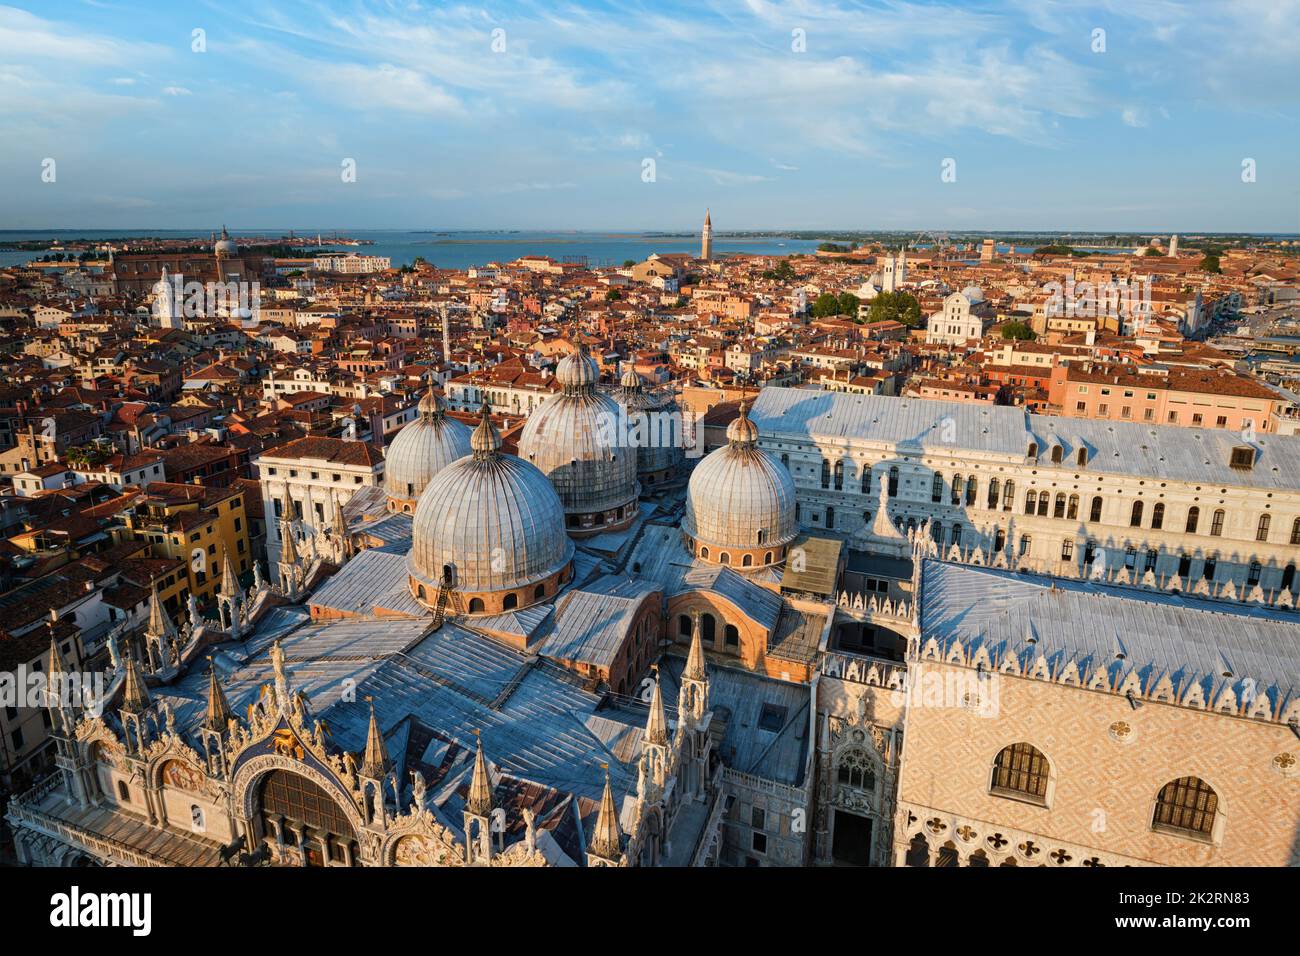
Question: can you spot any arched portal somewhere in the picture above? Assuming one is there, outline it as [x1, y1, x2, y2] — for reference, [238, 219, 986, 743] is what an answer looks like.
[256, 769, 359, 866]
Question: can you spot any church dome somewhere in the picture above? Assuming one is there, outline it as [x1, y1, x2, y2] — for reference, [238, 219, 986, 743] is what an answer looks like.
[683, 403, 797, 567]
[960, 284, 985, 303]
[614, 367, 684, 489]
[384, 389, 472, 512]
[518, 346, 639, 535]
[214, 226, 238, 257]
[408, 406, 573, 613]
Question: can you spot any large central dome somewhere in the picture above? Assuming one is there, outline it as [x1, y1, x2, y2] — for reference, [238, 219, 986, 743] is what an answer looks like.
[408, 405, 574, 616]
[385, 389, 473, 513]
[683, 402, 797, 570]
[517, 346, 639, 537]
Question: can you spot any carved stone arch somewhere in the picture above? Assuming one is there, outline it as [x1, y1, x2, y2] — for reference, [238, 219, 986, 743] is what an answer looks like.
[382, 816, 464, 867]
[232, 752, 366, 856]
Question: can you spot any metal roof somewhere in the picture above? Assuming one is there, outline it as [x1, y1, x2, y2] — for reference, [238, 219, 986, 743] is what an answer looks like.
[918, 559, 1300, 713]
[307, 547, 426, 619]
[749, 386, 1300, 491]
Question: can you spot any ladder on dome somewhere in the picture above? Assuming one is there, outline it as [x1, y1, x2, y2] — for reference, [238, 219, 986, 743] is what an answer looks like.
[431, 582, 459, 630]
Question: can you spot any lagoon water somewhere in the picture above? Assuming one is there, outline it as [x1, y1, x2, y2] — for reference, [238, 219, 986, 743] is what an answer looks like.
[0, 229, 826, 270]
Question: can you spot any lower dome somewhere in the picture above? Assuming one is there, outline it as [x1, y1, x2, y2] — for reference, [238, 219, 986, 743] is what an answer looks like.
[408, 410, 574, 615]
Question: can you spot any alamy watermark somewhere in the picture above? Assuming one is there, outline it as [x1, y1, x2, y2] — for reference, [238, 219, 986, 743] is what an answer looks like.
[1, 665, 106, 717]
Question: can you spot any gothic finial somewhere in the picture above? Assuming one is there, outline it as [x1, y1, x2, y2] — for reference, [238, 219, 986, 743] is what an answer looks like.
[588, 764, 622, 861]
[218, 546, 242, 600]
[645, 667, 668, 746]
[467, 729, 493, 816]
[361, 696, 390, 778]
[121, 650, 151, 714]
[204, 656, 232, 731]
[684, 612, 707, 682]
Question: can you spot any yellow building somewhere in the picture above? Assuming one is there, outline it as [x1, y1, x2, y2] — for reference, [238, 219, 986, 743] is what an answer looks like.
[119, 481, 253, 609]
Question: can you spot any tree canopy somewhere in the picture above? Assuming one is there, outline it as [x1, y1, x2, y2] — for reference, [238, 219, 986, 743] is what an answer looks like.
[811, 291, 860, 318]
[866, 290, 923, 327]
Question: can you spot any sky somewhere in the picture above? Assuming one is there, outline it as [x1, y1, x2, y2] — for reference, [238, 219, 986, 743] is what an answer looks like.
[1, 0, 1298, 233]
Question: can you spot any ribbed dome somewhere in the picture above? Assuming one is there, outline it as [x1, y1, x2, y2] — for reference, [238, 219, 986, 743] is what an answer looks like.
[385, 390, 472, 503]
[614, 369, 684, 481]
[684, 405, 797, 553]
[409, 407, 573, 596]
[519, 349, 638, 517]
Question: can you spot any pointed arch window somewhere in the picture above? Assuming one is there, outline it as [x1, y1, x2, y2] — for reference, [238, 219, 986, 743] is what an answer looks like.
[931, 473, 943, 503]
[1186, 506, 1200, 534]
[836, 748, 877, 791]
[1089, 496, 1103, 523]
[1002, 480, 1015, 511]
[1130, 500, 1144, 527]
[987, 477, 1000, 509]
[1053, 493, 1066, 519]
[1210, 509, 1225, 537]
[1067, 494, 1079, 520]
[1151, 502, 1164, 530]
[888, 466, 899, 497]
[951, 475, 963, 505]
[860, 465, 872, 494]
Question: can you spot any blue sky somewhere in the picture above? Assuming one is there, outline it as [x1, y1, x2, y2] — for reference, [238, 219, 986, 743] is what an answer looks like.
[1, 0, 1298, 232]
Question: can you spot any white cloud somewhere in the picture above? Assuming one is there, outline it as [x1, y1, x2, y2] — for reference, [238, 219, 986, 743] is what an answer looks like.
[163, 86, 192, 96]
[1121, 107, 1148, 127]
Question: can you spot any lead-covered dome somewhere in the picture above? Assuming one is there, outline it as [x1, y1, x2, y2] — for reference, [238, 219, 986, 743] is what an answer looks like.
[385, 389, 472, 512]
[683, 402, 797, 569]
[409, 406, 573, 615]
[615, 367, 684, 489]
[518, 346, 639, 536]
[214, 226, 237, 256]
